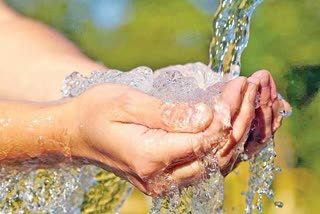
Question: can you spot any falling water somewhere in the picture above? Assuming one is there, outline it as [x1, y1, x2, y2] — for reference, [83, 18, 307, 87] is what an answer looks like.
[0, 0, 289, 213]
[209, 0, 264, 76]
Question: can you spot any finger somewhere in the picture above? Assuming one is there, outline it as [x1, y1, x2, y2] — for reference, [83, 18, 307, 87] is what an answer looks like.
[272, 97, 282, 132]
[250, 70, 274, 143]
[252, 70, 278, 100]
[112, 87, 213, 133]
[250, 70, 279, 134]
[219, 82, 257, 156]
[267, 72, 281, 133]
[141, 127, 216, 168]
[269, 75, 278, 101]
[140, 109, 233, 171]
[171, 160, 203, 187]
[107, 116, 226, 181]
[146, 160, 204, 196]
[273, 98, 292, 132]
[247, 75, 260, 85]
[243, 134, 268, 159]
[250, 69, 278, 102]
[281, 98, 292, 117]
[220, 76, 248, 118]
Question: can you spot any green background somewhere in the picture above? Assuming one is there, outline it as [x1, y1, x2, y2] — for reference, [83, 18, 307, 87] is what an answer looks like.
[6, 0, 320, 213]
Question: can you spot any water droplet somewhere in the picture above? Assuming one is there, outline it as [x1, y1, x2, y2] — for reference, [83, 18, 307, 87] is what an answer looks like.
[256, 203, 262, 213]
[274, 166, 281, 173]
[241, 153, 249, 161]
[279, 109, 292, 118]
[267, 190, 274, 199]
[274, 201, 284, 208]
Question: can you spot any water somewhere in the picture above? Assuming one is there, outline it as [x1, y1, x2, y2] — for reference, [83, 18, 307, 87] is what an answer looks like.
[209, 0, 264, 76]
[0, 0, 287, 213]
[245, 138, 279, 214]
[0, 164, 132, 213]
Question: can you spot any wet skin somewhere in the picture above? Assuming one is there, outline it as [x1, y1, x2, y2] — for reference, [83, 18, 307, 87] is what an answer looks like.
[68, 71, 290, 195]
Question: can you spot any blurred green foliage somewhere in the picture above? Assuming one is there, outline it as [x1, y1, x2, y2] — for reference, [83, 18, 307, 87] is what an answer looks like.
[5, 0, 320, 213]
[286, 66, 320, 109]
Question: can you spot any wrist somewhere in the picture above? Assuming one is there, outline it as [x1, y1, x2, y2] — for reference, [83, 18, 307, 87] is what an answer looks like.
[59, 96, 97, 164]
[50, 98, 86, 162]
[28, 100, 77, 164]
[0, 99, 78, 165]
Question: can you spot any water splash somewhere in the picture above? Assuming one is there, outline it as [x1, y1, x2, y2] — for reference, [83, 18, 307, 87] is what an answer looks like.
[148, 149, 225, 214]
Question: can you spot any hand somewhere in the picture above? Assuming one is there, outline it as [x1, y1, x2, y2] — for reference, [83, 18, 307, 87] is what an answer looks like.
[67, 79, 257, 195]
[216, 77, 258, 176]
[244, 70, 291, 158]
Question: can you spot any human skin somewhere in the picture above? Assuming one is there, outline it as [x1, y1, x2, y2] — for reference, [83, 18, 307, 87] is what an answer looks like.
[0, 1, 290, 195]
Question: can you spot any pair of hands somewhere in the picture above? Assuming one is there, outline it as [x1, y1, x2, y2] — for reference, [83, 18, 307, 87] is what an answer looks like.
[67, 70, 290, 196]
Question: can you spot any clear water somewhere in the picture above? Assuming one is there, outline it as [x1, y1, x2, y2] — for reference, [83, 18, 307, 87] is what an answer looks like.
[209, 0, 264, 76]
[245, 139, 281, 214]
[0, 0, 288, 213]
[0, 164, 132, 213]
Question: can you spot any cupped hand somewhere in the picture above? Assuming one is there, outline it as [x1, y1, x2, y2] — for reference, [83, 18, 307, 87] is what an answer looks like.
[67, 78, 257, 196]
[244, 70, 291, 158]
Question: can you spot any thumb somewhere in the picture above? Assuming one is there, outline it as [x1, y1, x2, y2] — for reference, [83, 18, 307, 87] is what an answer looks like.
[113, 88, 213, 133]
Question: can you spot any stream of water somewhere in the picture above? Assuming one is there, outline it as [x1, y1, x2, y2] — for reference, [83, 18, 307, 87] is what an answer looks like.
[0, 0, 290, 213]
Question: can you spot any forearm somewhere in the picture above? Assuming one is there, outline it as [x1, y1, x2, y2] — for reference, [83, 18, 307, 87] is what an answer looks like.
[0, 2, 106, 101]
[0, 99, 76, 165]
